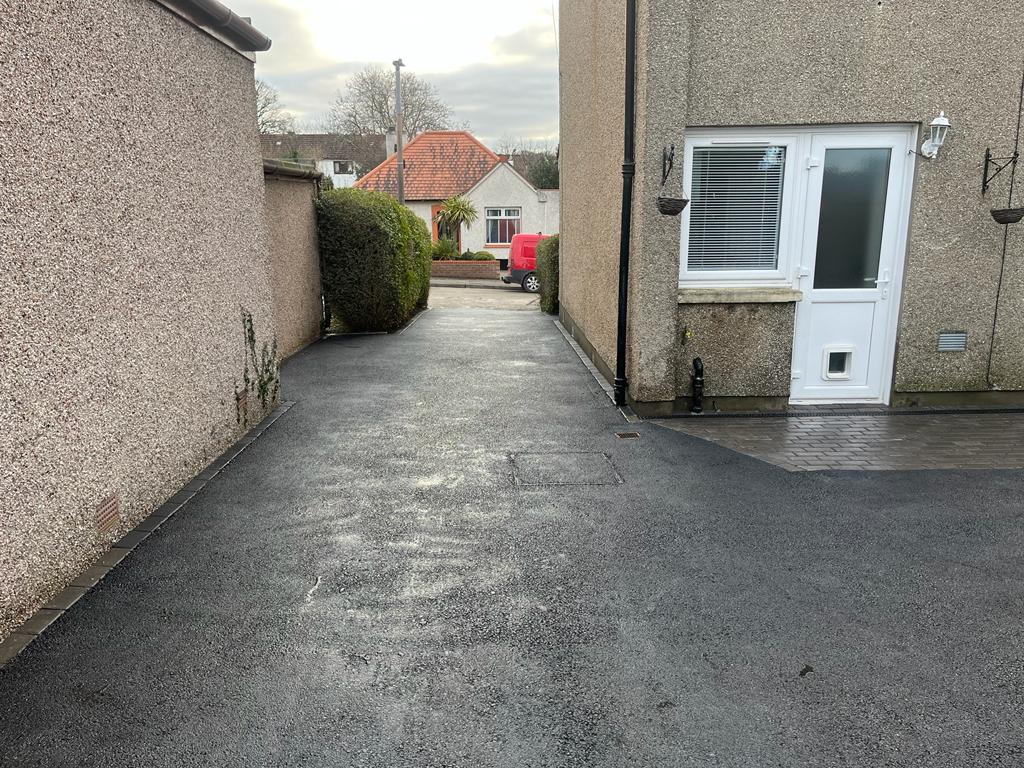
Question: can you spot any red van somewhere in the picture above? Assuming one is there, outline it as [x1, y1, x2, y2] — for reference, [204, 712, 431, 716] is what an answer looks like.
[501, 233, 548, 293]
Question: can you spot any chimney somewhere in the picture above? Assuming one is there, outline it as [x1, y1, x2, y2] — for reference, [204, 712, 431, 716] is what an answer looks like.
[386, 127, 397, 157]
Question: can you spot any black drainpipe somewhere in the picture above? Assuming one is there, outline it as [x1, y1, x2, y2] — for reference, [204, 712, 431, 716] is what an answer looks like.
[613, 0, 638, 407]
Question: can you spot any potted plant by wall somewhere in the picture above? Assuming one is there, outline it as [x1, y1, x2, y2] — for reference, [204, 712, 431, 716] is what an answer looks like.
[429, 197, 500, 279]
[434, 196, 478, 247]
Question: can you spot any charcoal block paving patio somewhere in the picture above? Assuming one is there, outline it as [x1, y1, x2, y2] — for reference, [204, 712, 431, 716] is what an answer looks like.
[1, 307, 1023, 767]
[654, 412, 1024, 472]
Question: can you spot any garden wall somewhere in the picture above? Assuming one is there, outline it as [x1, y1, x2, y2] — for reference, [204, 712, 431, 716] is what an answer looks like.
[430, 261, 500, 280]
[264, 160, 324, 358]
[0, 0, 275, 641]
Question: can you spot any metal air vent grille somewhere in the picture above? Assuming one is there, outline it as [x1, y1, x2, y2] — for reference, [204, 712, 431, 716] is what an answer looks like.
[937, 332, 968, 352]
[96, 494, 121, 534]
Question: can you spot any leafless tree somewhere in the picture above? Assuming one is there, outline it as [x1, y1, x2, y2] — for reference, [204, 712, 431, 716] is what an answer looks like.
[295, 113, 333, 133]
[496, 136, 556, 156]
[329, 65, 455, 137]
[255, 79, 294, 135]
[496, 136, 559, 189]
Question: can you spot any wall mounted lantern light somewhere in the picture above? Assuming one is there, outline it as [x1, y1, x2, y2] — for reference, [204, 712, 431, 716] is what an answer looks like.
[920, 111, 951, 159]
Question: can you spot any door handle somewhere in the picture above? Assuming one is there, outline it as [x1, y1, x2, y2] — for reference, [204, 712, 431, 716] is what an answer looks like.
[875, 269, 891, 299]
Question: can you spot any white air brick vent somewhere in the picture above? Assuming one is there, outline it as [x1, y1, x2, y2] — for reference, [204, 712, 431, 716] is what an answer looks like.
[937, 332, 968, 352]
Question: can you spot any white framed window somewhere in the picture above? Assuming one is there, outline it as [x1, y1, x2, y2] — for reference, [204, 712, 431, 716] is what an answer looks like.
[486, 207, 521, 244]
[333, 160, 353, 175]
[680, 130, 800, 286]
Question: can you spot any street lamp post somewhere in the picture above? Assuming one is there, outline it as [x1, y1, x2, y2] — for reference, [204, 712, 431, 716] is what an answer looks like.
[393, 58, 405, 204]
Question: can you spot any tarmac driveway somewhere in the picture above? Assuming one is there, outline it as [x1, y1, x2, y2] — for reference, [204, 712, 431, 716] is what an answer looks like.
[1, 307, 1023, 767]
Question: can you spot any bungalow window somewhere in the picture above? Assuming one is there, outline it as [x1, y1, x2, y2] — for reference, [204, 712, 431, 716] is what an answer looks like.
[680, 131, 798, 285]
[333, 160, 353, 175]
[486, 208, 521, 244]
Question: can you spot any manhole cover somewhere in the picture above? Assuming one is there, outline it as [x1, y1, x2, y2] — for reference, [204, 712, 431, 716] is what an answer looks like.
[511, 452, 623, 486]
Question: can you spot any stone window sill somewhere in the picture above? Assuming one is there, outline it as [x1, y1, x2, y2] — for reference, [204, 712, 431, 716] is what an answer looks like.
[677, 286, 803, 304]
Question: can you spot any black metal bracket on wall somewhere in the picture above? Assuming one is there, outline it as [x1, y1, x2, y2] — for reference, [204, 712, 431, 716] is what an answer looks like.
[983, 148, 1019, 195]
[984, 62, 1024, 197]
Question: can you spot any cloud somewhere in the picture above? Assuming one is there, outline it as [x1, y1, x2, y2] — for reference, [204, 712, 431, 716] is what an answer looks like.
[231, 0, 559, 145]
[236, 0, 329, 76]
[229, 0, 345, 120]
[430, 23, 558, 145]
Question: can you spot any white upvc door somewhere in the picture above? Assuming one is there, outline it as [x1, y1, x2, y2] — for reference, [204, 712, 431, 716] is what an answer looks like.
[789, 129, 915, 404]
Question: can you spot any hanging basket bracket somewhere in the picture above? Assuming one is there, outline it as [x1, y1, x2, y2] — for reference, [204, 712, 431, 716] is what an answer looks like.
[983, 148, 1019, 195]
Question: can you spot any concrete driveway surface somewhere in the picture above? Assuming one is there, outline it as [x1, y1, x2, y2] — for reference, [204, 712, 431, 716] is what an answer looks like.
[429, 285, 539, 310]
[1, 307, 1023, 767]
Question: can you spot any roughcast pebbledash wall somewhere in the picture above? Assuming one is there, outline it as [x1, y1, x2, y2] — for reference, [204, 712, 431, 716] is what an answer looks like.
[0, 0, 278, 640]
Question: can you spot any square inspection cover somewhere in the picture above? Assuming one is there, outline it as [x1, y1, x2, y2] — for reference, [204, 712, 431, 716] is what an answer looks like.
[511, 452, 624, 486]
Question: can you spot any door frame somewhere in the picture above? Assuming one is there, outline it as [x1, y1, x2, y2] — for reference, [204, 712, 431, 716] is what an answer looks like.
[788, 124, 918, 405]
[430, 203, 442, 242]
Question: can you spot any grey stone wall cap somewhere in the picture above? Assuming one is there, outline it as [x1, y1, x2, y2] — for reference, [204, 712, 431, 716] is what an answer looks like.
[153, 0, 272, 52]
[263, 158, 324, 180]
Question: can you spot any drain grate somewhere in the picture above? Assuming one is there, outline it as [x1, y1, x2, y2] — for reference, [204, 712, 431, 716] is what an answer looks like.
[96, 494, 121, 535]
[511, 452, 623, 486]
[616, 431, 641, 440]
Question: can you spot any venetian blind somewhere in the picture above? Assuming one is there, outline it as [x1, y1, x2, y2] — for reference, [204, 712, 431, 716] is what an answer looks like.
[687, 146, 786, 271]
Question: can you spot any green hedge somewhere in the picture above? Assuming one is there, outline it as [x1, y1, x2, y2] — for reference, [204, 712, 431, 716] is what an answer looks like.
[408, 207, 431, 309]
[430, 243, 495, 261]
[317, 188, 431, 332]
[536, 234, 559, 314]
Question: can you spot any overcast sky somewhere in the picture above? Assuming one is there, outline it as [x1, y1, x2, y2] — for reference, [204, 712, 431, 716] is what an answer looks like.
[229, 0, 560, 149]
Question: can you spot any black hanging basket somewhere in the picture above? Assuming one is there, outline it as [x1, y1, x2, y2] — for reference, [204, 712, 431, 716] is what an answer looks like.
[991, 207, 1024, 224]
[657, 196, 689, 216]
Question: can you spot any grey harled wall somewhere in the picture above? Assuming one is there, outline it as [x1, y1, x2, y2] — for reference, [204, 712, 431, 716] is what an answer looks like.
[567, 0, 1024, 408]
[266, 176, 323, 359]
[558, 0, 628, 375]
[678, 303, 795, 400]
[558, 0, 694, 401]
[683, 0, 1024, 396]
[0, 0, 276, 640]
[628, 0, 691, 403]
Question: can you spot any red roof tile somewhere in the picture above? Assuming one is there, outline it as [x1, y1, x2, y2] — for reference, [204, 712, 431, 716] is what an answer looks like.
[354, 131, 500, 201]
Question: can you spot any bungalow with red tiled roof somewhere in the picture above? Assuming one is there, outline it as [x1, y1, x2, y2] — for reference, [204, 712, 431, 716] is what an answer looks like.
[355, 131, 559, 268]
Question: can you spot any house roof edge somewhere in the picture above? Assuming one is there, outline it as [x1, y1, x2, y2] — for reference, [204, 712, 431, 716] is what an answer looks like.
[150, 0, 271, 56]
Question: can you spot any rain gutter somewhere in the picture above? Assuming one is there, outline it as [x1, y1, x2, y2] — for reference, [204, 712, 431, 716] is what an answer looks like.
[151, 0, 272, 56]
